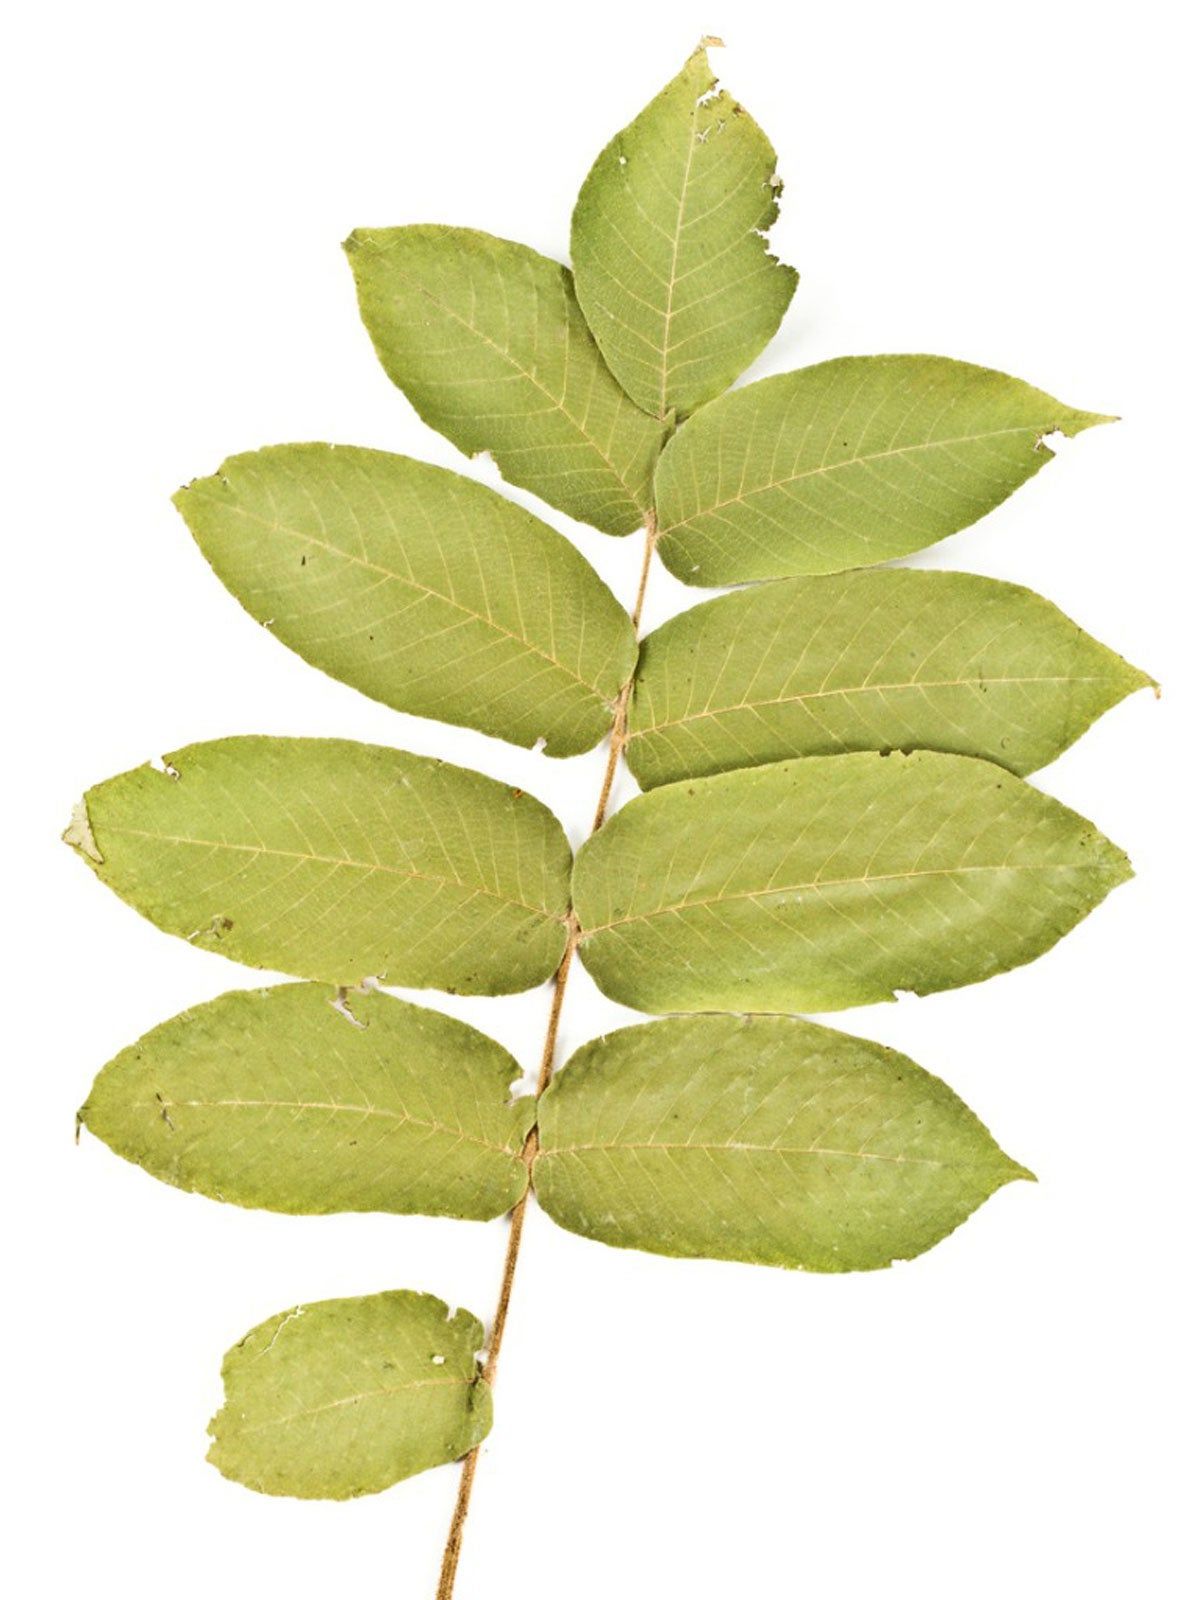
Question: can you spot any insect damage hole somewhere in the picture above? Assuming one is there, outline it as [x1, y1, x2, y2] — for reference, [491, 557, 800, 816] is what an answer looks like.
[329, 987, 368, 1028]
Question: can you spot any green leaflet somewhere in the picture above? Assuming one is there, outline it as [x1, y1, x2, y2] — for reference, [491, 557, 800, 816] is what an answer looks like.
[654, 355, 1114, 584]
[535, 1015, 1031, 1272]
[80, 984, 534, 1220]
[574, 749, 1130, 1014]
[627, 569, 1154, 787]
[68, 737, 571, 993]
[344, 226, 665, 536]
[174, 445, 636, 757]
[571, 44, 797, 420]
[208, 1291, 491, 1499]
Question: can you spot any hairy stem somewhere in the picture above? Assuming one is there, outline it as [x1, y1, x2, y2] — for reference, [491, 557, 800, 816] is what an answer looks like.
[435, 512, 658, 1599]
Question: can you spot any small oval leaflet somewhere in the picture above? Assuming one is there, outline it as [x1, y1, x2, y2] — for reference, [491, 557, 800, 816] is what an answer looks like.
[535, 1015, 1032, 1272]
[208, 1290, 492, 1499]
[654, 354, 1114, 584]
[571, 42, 797, 422]
[69, 736, 572, 994]
[626, 568, 1153, 788]
[574, 749, 1131, 1014]
[345, 225, 665, 536]
[175, 444, 637, 757]
[80, 983, 535, 1220]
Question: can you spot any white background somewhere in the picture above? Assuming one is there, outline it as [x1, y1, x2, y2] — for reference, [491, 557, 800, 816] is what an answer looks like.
[4, 2, 1196, 1595]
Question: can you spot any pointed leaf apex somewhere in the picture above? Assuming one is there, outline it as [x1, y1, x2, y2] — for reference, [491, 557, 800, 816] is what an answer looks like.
[1039, 407, 1119, 451]
[1068, 408, 1119, 433]
[1004, 1157, 1038, 1186]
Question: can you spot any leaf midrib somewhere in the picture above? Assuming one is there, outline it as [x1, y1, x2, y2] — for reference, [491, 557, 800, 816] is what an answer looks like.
[584, 860, 1106, 935]
[659, 423, 1052, 529]
[656, 85, 703, 417]
[155, 1096, 516, 1155]
[101, 824, 555, 918]
[240, 1375, 472, 1434]
[540, 1139, 981, 1170]
[628, 674, 1114, 742]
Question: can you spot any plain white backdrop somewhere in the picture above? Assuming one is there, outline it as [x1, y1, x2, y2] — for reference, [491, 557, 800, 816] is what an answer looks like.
[4, 2, 1196, 1595]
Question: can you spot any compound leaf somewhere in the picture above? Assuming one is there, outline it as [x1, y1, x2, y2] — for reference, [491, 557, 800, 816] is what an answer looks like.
[535, 1015, 1031, 1272]
[571, 43, 796, 420]
[654, 355, 1114, 584]
[79, 983, 534, 1220]
[175, 445, 636, 757]
[344, 226, 664, 535]
[627, 568, 1154, 787]
[68, 737, 571, 994]
[574, 750, 1130, 1013]
[208, 1290, 491, 1498]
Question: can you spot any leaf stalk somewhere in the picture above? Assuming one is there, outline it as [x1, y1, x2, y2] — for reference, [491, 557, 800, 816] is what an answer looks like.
[435, 512, 657, 1599]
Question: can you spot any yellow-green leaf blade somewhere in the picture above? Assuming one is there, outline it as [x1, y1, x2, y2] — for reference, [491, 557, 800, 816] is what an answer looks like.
[655, 355, 1115, 584]
[571, 43, 797, 420]
[344, 226, 665, 535]
[627, 569, 1154, 787]
[574, 750, 1130, 1014]
[174, 445, 635, 757]
[68, 737, 571, 993]
[79, 984, 534, 1220]
[535, 1015, 1031, 1272]
[208, 1290, 491, 1499]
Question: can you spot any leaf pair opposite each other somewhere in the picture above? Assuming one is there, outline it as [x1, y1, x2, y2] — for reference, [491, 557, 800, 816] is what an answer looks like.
[175, 445, 637, 757]
[626, 568, 1155, 789]
[85, 996, 1029, 1499]
[575, 749, 1132, 1014]
[67, 736, 571, 994]
[67, 736, 1133, 1020]
[83, 983, 1029, 1281]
